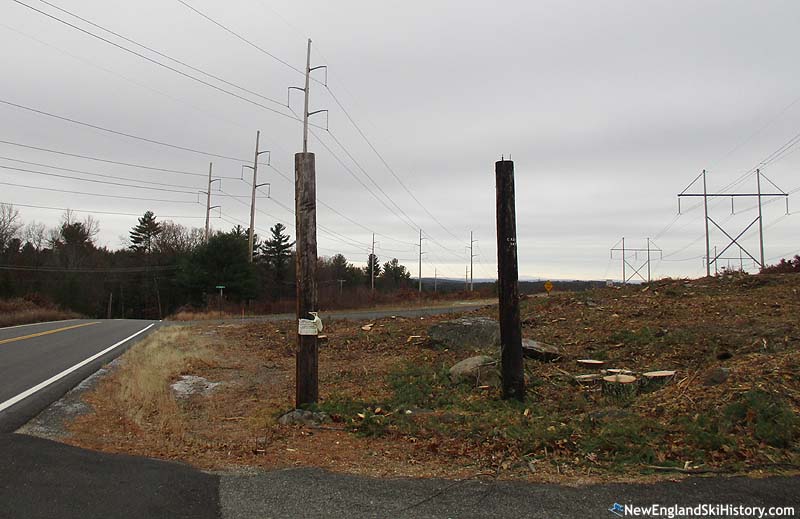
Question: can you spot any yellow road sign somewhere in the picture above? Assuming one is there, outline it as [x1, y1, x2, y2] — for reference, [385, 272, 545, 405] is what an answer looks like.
[544, 280, 554, 293]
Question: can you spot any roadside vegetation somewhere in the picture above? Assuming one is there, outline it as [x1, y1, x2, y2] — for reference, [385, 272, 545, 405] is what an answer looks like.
[0, 203, 488, 322]
[0, 297, 80, 327]
[61, 270, 800, 482]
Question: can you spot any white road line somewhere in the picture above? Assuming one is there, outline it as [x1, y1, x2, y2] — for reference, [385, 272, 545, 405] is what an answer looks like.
[0, 319, 78, 332]
[0, 323, 155, 414]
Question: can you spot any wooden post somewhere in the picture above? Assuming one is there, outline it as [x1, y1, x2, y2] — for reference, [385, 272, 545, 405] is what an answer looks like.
[107, 291, 113, 320]
[295, 152, 319, 407]
[495, 159, 525, 401]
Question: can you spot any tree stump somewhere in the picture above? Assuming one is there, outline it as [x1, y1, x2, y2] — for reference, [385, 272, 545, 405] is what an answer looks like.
[640, 370, 676, 392]
[573, 374, 604, 386]
[602, 374, 638, 400]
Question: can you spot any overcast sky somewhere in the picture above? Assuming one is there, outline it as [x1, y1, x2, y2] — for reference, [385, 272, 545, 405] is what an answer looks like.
[1, 0, 798, 281]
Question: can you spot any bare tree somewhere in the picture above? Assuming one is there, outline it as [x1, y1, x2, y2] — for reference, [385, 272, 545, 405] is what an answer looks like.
[0, 203, 21, 251]
[23, 221, 47, 251]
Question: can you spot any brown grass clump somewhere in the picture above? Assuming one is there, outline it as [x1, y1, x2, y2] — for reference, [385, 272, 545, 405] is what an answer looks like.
[0, 298, 80, 327]
[81, 327, 216, 441]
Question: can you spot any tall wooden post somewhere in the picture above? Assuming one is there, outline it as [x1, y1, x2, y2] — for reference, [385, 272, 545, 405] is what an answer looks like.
[295, 152, 319, 407]
[495, 159, 525, 401]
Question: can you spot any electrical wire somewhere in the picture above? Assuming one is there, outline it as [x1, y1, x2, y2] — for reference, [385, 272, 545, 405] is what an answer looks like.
[12, 0, 302, 120]
[0, 138, 235, 178]
[0, 180, 198, 204]
[0, 98, 257, 163]
[2, 200, 209, 219]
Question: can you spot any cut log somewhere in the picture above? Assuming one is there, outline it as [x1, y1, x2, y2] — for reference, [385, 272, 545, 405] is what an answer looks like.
[602, 374, 638, 400]
[576, 359, 605, 368]
[574, 374, 604, 386]
[605, 368, 635, 375]
[522, 339, 562, 362]
[640, 370, 676, 392]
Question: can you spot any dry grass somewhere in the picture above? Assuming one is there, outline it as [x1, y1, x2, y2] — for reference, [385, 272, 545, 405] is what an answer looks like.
[92, 326, 216, 439]
[167, 310, 238, 321]
[0, 298, 80, 327]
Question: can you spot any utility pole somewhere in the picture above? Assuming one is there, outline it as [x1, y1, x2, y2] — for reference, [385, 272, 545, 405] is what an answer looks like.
[246, 131, 271, 262]
[678, 169, 788, 273]
[611, 238, 662, 284]
[370, 233, 375, 293]
[495, 158, 524, 401]
[289, 38, 327, 408]
[756, 168, 765, 268]
[469, 231, 477, 291]
[337, 279, 345, 296]
[703, 169, 710, 277]
[434, 268, 437, 292]
[418, 229, 425, 293]
[622, 237, 626, 285]
[204, 162, 220, 242]
[107, 291, 113, 320]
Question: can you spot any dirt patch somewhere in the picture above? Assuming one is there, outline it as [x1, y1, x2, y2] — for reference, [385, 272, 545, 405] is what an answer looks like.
[62, 272, 800, 483]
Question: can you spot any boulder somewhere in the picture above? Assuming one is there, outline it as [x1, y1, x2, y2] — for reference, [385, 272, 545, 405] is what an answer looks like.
[428, 317, 500, 350]
[522, 339, 562, 362]
[278, 409, 329, 426]
[703, 366, 730, 386]
[449, 355, 499, 386]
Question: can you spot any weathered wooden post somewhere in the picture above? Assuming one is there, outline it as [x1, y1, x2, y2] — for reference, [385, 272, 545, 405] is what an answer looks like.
[495, 159, 525, 401]
[295, 152, 319, 407]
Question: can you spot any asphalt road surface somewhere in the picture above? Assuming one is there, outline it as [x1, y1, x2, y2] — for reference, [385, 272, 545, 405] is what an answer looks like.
[0, 319, 157, 433]
[1, 436, 797, 519]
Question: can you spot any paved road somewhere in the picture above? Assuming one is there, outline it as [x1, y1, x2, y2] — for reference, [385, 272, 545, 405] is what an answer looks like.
[0, 319, 157, 433]
[0, 435, 796, 518]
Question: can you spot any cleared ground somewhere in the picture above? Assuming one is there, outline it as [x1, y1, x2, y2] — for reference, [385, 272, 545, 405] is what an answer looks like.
[54, 273, 800, 483]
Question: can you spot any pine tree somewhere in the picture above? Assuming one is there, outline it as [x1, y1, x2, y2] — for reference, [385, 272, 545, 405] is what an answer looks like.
[260, 223, 295, 298]
[366, 253, 381, 284]
[129, 211, 162, 254]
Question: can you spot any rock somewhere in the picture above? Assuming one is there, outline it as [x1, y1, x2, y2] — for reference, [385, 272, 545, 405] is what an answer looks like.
[170, 375, 221, 399]
[522, 339, 562, 362]
[277, 409, 329, 426]
[703, 366, 730, 386]
[428, 317, 500, 350]
[449, 355, 499, 386]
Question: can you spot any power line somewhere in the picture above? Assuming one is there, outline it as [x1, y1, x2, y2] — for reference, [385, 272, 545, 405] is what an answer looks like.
[174, 0, 306, 76]
[0, 138, 238, 179]
[2, 200, 209, 219]
[0, 180, 198, 204]
[0, 155, 203, 191]
[325, 86, 463, 241]
[267, 163, 415, 247]
[0, 98, 255, 162]
[0, 164, 198, 194]
[0, 155, 268, 199]
[12, 0, 302, 120]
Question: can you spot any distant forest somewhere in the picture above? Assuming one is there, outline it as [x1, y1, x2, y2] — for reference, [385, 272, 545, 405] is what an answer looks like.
[0, 204, 422, 319]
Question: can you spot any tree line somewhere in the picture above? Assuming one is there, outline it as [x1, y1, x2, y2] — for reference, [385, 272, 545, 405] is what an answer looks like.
[0, 204, 413, 319]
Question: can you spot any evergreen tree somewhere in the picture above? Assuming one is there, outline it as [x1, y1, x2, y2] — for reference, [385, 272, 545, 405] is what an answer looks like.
[366, 253, 381, 285]
[129, 211, 162, 254]
[260, 223, 295, 298]
[380, 258, 411, 289]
